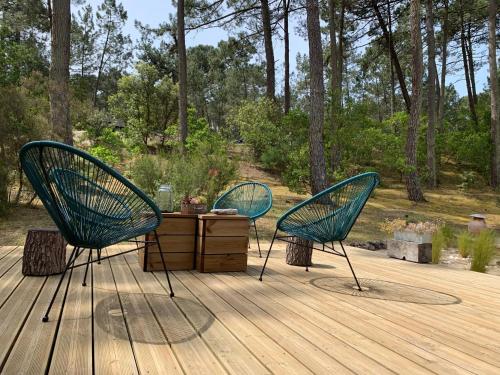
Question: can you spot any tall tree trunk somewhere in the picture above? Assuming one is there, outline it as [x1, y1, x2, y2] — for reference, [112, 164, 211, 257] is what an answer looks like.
[178, 0, 188, 149]
[438, 0, 448, 129]
[49, 0, 72, 145]
[329, 0, 339, 172]
[489, 0, 499, 187]
[306, 0, 328, 195]
[466, 24, 478, 105]
[372, 0, 411, 112]
[261, 0, 275, 100]
[406, 0, 425, 202]
[460, 6, 478, 128]
[93, 27, 110, 107]
[387, 0, 395, 116]
[425, 0, 438, 188]
[283, 0, 290, 113]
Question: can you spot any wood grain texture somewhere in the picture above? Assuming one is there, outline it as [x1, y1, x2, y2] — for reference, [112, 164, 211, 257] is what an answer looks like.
[198, 236, 248, 255]
[196, 253, 247, 273]
[1, 242, 500, 374]
[139, 249, 194, 271]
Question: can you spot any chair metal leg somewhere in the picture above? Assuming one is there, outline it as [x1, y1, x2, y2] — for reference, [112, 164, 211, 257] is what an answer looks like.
[97, 248, 101, 264]
[259, 228, 278, 281]
[90, 250, 95, 374]
[82, 249, 92, 286]
[339, 241, 362, 291]
[154, 230, 175, 298]
[253, 220, 262, 258]
[42, 246, 79, 322]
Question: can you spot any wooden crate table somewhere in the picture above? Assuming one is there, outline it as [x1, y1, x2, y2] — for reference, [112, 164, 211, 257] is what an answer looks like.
[196, 214, 250, 272]
[140, 212, 197, 271]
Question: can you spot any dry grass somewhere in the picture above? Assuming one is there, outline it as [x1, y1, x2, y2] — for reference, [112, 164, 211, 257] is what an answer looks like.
[1, 145, 499, 246]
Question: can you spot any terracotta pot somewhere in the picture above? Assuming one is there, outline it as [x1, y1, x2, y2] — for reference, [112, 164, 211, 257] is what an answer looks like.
[468, 214, 487, 234]
[181, 202, 207, 215]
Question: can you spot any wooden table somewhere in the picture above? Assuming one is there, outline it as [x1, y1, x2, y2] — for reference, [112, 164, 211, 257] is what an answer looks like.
[196, 214, 249, 272]
[140, 212, 198, 271]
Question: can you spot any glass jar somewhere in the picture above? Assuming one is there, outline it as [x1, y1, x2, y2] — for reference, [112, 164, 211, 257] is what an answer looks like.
[156, 184, 173, 212]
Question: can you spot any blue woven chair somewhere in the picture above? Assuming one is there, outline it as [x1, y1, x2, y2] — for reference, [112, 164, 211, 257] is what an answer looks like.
[259, 172, 379, 290]
[213, 182, 272, 257]
[20, 141, 174, 322]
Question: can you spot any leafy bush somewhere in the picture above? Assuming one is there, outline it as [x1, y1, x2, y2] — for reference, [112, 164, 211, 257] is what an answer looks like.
[432, 229, 446, 264]
[457, 171, 476, 193]
[440, 224, 456, 248]
[129, 155, 168, 198]
[470, 230, 496, 273]
[457, 231, 474, 258]
[88, 145, 120, 166]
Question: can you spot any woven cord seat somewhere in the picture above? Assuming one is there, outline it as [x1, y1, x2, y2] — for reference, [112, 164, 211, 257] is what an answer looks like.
[20, 141, 174, 322]
[259, 172, 379, 290]
[213, 182, 272, 257]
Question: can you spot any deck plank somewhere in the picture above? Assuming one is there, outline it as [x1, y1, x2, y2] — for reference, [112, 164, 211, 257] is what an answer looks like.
[174, 271, 313, 375]
[108, 254, 183, 375]
[0, 261, 24, 307]
[0, 247, 22, 278]
[123, 252, 228, 375]
[193, 271, 353, 374]
[49, 257, 93, 375]
[252, 254, 500, 374]
[212, 272, 410, 374]
[2, 274, 65, 375]
[0, 274, 46, 369]
[1, 243, 500, 374]
[93, 255, 139, 375]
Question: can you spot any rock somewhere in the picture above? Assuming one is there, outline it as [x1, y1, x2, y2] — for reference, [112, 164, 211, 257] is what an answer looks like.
[347, 240, 386, 251]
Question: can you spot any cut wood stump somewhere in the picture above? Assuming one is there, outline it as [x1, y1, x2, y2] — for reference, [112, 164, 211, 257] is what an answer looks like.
[22, 228, 66, 276]
[286, 237, 313, 267]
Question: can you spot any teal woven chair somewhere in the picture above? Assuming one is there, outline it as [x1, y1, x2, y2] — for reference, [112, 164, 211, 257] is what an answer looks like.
[259, 172, 379, 290]
[213, 182, 272, 257]
[20, 141, 174, 322]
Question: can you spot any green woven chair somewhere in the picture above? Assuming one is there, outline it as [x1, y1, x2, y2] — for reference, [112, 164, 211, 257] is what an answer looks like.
[20, 141, 174, 322]
[259, 172, 379, 290]
[213, 182, 272, 257]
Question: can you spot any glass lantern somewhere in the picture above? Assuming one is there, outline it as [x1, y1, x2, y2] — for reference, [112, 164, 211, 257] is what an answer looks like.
[156, 184, 173, 212]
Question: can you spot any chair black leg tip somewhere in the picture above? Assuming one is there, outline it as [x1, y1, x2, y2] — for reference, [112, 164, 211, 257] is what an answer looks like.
[169, 292, 174, 298]
[82, 282, 86, 287]
[42, 316, 49, 322]
[259, 277, 263, 282]
[98, 261, 101, 265]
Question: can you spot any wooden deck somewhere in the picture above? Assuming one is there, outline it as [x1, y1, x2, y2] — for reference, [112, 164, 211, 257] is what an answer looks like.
[0, 242, 499, 374]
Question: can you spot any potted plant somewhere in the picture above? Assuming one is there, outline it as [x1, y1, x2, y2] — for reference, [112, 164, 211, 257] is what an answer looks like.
[181, 195, 207, 215]
[381, 218, 440, 244]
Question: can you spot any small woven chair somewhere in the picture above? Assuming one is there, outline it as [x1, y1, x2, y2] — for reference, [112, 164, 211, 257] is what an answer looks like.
[20, 141, 174, 322]
[213, 182, 272, 257]
[259, 172, 379, 290]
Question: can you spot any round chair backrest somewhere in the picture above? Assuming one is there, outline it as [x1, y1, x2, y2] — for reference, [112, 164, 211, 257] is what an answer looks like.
[19, 141, 161, 248]
[213, 182, 272, 220]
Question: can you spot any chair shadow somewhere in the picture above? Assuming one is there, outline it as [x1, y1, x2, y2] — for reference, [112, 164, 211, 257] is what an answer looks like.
[310, 277, 461, 305]
[94, 293, 214, 344]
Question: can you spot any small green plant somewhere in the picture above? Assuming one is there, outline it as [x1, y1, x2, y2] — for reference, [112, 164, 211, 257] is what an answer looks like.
[129, 155, 167, 197]
[457, 171, 476, 193]
[432, 229, 446, 264]
[457, 231, 474, 258]
[440, 224, 455, 248]
[470, 230, 496, 273]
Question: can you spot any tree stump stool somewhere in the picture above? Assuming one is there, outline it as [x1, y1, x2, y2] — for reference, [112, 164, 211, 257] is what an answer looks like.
[286, 236, 313, 269]
[22, 229, 66, 276]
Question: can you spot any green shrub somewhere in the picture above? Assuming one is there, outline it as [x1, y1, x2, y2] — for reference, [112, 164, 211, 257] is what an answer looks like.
[470, 230, 496, 273]
[129, 155, 168, 198]
[457, 231, 474, 258]
[88, 145, 120, 166]
[432, 229, 446, 264]
[440, 224, 455, 248]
